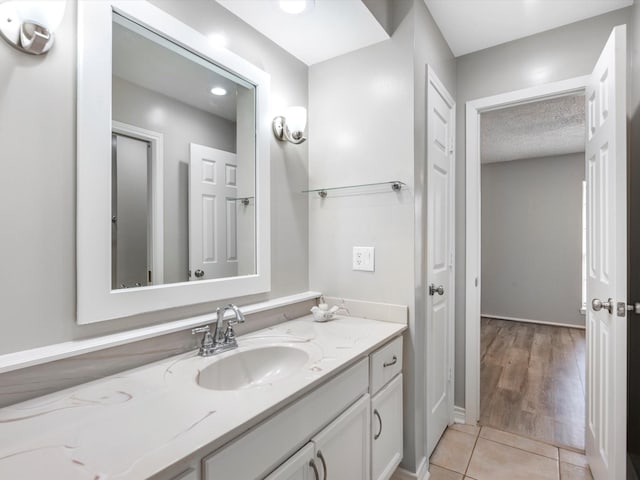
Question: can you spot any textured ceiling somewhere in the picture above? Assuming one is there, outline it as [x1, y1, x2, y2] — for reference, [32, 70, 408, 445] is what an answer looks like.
[481, 95, 585, 164]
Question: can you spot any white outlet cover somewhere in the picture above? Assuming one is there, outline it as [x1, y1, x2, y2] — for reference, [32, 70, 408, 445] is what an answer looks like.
[353, 246, 375, 272]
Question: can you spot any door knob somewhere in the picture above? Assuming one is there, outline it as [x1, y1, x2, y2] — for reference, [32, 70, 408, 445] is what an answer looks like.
[194, 269, 205, 278]
[592, 297, 613, 314]
[429, 284, 445, 296]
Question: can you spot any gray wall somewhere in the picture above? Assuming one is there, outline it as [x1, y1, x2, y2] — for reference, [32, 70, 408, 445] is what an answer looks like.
[454, 7, 632, 407]
[113, 76, 237, 284]
[309, 0, 455, 472]
[481, 154, 585, 327]
[0, 0, 308, 354]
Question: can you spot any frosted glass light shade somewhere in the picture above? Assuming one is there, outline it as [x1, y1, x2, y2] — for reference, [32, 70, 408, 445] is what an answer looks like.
[285, 106, 307, 133]
[279, 0, 308, 15]
[14, 1, 66, 30]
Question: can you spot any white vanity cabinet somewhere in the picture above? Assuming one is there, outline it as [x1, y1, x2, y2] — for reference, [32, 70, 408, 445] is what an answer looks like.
[369, 336, 404, 480]
[266, 395, 370, 480]
[371, 375, 403, 480]
[182, 335, 403, 480]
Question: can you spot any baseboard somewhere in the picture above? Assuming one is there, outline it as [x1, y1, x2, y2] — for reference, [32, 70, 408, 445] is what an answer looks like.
[453, 405, 466, 424]
[481, 313, 585, 330]
[392, 456, 429, 480]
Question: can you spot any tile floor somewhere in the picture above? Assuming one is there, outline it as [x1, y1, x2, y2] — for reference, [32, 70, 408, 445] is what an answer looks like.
[429, 424, 593, 480]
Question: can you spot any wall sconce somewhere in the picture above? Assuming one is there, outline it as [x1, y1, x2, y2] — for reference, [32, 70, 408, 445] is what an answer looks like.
[0, 1, 66, 55]
[273, 106, 307, 144]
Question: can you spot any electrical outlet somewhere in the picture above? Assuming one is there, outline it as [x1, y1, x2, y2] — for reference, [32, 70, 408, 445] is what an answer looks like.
[353, 246, 375, 272]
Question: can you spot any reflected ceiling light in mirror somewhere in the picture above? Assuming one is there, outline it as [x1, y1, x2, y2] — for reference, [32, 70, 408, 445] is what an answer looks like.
[210, 86, 227, 96]
[0, 0, 66, 55]
[208, 32, 228, 49]
[279, 0, 314, 15]
[273, 106, 307, 144]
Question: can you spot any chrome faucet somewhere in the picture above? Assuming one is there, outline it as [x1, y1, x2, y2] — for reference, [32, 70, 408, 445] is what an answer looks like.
[191, 304, 245, 357]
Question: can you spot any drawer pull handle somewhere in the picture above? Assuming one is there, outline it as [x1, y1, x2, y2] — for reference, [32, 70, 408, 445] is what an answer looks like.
[383, 355, 398, 368]
[317, 450, 328, 480]
[374, 409, 383, 440]
[309, 459, 321, 480]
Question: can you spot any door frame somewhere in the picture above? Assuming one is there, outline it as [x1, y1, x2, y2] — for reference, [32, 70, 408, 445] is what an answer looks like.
[464, 75, 589, 425]
[112, 121, 164, 285]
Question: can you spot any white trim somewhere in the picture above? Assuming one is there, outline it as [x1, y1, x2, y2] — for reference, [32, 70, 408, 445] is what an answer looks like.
[464, 75, 590, 426]
[112, 121, 164, 285]
[481, 313, 586, 330]
[392, 457, 429, 480]
[453, 406, 466, 424]
[0, 291, 321, 374]
[77, 1, 271, 324]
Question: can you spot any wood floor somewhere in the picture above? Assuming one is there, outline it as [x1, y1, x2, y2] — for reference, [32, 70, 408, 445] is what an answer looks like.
[480, 317, 586, 450]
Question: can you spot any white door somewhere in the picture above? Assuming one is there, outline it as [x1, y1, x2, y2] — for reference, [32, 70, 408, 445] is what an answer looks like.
[426, 66, 456, 456]
[264, 444, 315, 480]
[371, 374, 403, 480]
[311, 394, 370, 480]
[189, 143, 239, 281]
[585, 25, 627, 480]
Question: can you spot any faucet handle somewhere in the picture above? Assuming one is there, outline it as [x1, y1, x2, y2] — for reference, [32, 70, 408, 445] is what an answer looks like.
[191, 325, 210, 335]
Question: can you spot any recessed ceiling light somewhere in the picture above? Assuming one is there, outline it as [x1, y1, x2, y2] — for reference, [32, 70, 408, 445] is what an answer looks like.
[279, 0, 312, 15]
[210, 87, 227, 96]
[208, 33, 228, 49]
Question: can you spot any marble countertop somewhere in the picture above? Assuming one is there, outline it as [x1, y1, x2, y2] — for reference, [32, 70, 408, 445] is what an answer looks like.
[0, 315, 405, 479]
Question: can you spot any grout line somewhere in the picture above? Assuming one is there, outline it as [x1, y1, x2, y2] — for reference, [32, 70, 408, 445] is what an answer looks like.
[464, 426, 482, 476]
[477, 428, 563, 463]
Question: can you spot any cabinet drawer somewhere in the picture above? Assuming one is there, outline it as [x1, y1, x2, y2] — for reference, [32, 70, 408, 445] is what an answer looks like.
[370, 336, 402, 395]
[371, 374, 403, 480]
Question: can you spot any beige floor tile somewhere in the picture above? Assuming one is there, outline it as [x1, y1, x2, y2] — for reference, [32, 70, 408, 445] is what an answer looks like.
[467, 438, 559, 480]
[480, 426, 558, 460]
[430, 429, 477, 474]
[450, 423, 481, 437]
[429, 464, 464, 480]
[559, 448, 589, 468]
[560, 462, 593, 480]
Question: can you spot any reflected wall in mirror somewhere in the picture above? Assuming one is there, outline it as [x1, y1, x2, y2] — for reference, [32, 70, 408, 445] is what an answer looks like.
[111, 13, 256, 290]
[77, 1, 270, 324]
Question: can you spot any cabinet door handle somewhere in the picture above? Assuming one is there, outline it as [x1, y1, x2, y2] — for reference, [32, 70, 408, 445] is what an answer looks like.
[309, 459, 321, 480]
[374, 409, 383, 440]
[383, 355, 397, 368]
[317, 450, 327, 480]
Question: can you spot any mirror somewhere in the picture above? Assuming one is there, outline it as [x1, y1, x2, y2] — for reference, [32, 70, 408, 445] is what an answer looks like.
[77, 1, 270, 324]
[111, 13, 256, 289]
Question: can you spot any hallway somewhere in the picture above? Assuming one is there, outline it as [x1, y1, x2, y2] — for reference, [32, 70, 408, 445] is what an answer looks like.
[480, 318, 585, 450]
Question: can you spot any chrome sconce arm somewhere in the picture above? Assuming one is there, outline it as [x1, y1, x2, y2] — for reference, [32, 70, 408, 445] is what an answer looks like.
[0, 1, 66, 55]
[272, 106, 307, 145]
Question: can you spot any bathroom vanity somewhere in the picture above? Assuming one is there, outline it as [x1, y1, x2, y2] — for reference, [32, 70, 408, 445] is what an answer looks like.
[0, 315, 405, 480]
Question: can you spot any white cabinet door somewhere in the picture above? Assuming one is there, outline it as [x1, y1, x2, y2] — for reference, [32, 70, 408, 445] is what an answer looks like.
[265, 444, 315, 480]
[311, 394, 371, 480]
[371, 374, 403, 480]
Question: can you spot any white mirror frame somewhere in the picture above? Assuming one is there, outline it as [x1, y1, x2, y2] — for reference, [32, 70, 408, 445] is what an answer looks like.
[77, 1, 271, 324]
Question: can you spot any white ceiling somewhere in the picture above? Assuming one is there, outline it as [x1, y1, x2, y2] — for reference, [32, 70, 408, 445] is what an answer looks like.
[424, 0, 633, 57]
[481, 95, 585, 164]
[215, 0, 389, 65]
[113, 21, 241, 121]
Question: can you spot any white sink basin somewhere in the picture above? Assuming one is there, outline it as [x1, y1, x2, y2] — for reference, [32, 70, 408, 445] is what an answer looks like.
[197, 345, 310, 391]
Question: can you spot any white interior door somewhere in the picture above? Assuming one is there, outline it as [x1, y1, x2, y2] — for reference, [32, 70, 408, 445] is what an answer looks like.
[189, 143, 239, 281]
[585, 25, 627, 480]
[426, 66, 456, 456]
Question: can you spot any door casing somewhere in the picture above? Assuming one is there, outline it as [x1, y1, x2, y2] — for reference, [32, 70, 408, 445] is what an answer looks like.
[464, 75, 590, 425]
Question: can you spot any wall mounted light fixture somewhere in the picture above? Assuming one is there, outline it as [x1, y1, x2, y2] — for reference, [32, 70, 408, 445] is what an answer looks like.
[0, 1, 66, 55]
[273, 106, 307, 144]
